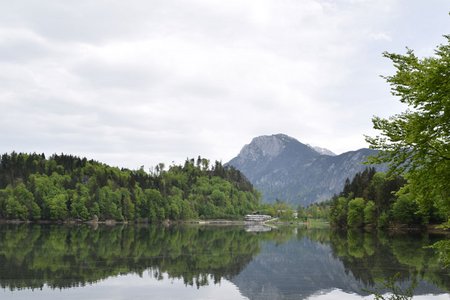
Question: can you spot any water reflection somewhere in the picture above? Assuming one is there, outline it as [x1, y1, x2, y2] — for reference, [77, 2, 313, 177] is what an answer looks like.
[0, 224, 448, 299]
[328, 229, 449, 294]
[0, 224, 279, 290]
[1, 271, 248, 300]
[233, 229, 449, 299]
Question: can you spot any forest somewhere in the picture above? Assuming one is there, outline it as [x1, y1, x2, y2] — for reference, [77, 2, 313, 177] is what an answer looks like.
[0, 153, 260, 222]
[299, 165, 447, 231]
[328, 168, 446, 229]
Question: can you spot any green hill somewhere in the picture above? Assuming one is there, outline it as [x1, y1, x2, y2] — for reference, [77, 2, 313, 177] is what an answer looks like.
[0, 152, 260, 222]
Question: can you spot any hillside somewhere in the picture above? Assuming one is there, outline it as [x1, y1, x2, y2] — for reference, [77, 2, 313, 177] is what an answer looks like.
[227, 134, 385, 205]
[0, 153, 260, 222]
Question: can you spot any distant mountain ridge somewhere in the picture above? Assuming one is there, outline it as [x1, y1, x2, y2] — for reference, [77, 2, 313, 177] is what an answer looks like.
[227, 134, 385, 206]
[308, 145, 336, 156]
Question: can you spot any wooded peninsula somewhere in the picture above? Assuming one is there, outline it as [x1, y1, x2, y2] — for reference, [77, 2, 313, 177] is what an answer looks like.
[0, 153, 260, 222]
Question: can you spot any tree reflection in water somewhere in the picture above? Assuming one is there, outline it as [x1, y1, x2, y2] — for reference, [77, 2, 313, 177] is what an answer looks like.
[0, 224, 291, 290]
[0, 224, 448, 299]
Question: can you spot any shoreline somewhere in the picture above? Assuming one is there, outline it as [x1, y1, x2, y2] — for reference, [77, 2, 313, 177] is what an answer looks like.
[0, 218, 448, 234]
[0, 218, 279, 226]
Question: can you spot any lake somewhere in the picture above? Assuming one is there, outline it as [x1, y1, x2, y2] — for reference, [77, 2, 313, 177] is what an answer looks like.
[0, 224, 449, 300]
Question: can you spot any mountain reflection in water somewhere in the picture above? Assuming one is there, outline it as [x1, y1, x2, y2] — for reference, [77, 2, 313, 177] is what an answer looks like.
[0, 224, 448, 300]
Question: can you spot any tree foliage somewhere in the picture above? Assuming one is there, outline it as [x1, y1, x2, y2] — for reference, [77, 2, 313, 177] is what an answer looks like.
[347, 198, 366, 228]
[0, 153, 260, 222]
[297, 201, 330, 221]
[329, 168, 407, 228]
[365, 35, 450, 224]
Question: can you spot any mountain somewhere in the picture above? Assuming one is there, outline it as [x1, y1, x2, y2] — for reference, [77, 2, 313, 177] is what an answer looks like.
[227, 134, 385, 206]
[308, 144, 336, 156]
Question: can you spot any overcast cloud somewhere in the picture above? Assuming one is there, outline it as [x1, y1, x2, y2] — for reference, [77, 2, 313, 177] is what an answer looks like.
[0, 0, 449, 169]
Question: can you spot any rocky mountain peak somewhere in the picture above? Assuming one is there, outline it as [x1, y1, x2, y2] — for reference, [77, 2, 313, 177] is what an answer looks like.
[239, 134, 293, 160]
[227, 134, 383, 205]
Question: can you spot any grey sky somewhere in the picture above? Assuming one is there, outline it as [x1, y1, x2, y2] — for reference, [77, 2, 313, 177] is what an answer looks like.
[0, 0, 448, 169]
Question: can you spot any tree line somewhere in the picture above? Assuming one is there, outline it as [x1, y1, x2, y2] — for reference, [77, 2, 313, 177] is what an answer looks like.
[328, 167, 448, 229]
[302, 165, 448, 230]
[0, 152, 260, 222]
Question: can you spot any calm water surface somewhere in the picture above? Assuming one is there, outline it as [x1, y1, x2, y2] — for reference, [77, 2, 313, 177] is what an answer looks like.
[0, 224, 448, 300]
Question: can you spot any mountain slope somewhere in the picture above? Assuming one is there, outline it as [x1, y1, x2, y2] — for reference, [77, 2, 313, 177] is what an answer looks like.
[227, 134, 384, 205]
[308, 145, 336, 156]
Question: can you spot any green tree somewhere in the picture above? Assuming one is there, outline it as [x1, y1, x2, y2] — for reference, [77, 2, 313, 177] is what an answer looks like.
[70, 184, 90, 220]
[14, 183, 40, 220]
[378, 211, 390, 229]
[98, 186, 122, 220]
[0, 189, 7, 218]
[119, 188, 134, 221]
[1, 185, 40, 220]
[211, 189, 226, 207]
[71, 194, 90, 220]
[47, 193, 68, 220]
[29, 173, 69, 220]
[330, 197, 348, 227]
[366, 36, 450, 224]
[0, 152, 260, 222]
[347, 198, 365, 228]
[144, 188, 164, 222]
[391, 192, 423, 225]
[363, 200, 376, 226]
[5, 193, 27, 219]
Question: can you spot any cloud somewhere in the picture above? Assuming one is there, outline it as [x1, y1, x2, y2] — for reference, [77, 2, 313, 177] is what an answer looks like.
[369, 32, 392, 42]
[0, 0, 449, 168]
[0, 28, 52, 63]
